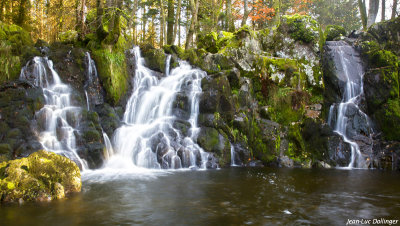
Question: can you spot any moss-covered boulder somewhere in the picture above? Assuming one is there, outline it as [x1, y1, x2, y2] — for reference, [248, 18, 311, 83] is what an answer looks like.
[325, 25, 346, 41]
[92, 47, 129, 105]
[279, 14, 320, 44]
[0, 150, 81, 203]
[197, 32, 219, 53]
[196, 127, 231, 166]
[374, 99, 400, 141]
[140, 44, 167, 73]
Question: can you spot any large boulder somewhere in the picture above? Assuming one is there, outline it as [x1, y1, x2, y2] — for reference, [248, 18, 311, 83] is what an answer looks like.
[0, 150, 81, 203]
[196, 127, 231, 166]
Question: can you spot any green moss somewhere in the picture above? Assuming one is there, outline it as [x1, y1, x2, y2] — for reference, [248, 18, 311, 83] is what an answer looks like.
[91, 48, 128, 105]
[0, 150, 81, 203]
[59, 30, 78, 43]
[325, 25, 346, 41]
[375, 99, 400, 141]
[163, 45, 185, 57]
[197, 32, 219, 53]
[369, 50, 399, 98]
[281, 14, 318, 44]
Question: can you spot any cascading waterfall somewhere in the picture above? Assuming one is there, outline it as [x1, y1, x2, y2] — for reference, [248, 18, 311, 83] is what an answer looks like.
[230, 144, 238, 166]
[326, 41, 372, 168]
[106, 47, 207, 169]
[20, 57, 87, 169]
[84, 52, 114, 160]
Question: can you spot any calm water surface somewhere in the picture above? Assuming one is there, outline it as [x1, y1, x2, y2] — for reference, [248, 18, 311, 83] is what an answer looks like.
[1, 167, 400, 225]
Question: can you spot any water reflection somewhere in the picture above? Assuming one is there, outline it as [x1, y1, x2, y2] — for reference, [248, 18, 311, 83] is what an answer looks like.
[1, 168, 400, 225]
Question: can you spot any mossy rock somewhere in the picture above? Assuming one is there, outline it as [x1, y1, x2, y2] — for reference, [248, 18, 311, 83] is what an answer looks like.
[280, 14, 319, 44]
[59, 30, 78, 43]
[83, 129, 101, 143]
[140, 44, 167, 73]
[325, 25, 346, 41]
[374, 99, 400, 141]
[197, 32, 219, 53]
[0, 150, 81, 203]
[92, 48, 128, 105]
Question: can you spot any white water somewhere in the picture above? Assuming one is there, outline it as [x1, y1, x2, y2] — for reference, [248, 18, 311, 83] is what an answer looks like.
[104, 47, 207, 170]
[20, 57, 87, 169]
[327, 41, 370, 168]
[102, 132, 114, 160]
[230, 144, 238, 166]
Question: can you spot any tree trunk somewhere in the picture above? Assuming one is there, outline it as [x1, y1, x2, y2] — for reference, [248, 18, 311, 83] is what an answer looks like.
[367, 0, 379, 27]
[185, 0, 199, 49]
[16, 0, 28, 26]
[80, 0, 86, 39]
[382, 0, 386, 21]
[392, 0, 398, 19]
[108, 0, 115, 34]
[112, 0, 123, 44]
[272, 0, 280, 27]
[159, 0, 167, 46]
[96, 0, 107, 41]
[172, 0, 181, 45]
[142, 5, 147, 43]
[241, 0, 249, 26]
[358, 0, 368, 29]
[132, 0, 138, 44]
[0, 0, 5, 21]
[226, 0, 234, 31]
[167, 0, 174, 45]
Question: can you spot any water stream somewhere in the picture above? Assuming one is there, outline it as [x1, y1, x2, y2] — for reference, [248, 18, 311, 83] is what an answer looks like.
[326, 41, 372, 168]
[20, 57, 87, 169]
[106, 47, 207, 170]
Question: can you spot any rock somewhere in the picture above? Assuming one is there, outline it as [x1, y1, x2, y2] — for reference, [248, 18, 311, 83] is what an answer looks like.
[315, 161, 332, 168]
[0, 81, 44, 160]
[279, 155, 294, 168]
[0, 150, 81, 203]
[197, 127, 231, 166]
[325, 25, 346, 41]
[205, 153, 219, 169]
[140, 44, 166, 73]
[200, 73, 235, 121]
[246, 160, 264, 167]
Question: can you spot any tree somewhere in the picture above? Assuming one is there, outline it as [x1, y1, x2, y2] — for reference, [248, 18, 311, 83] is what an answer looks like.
[392, 0, 398, 19]
[172, 0, 182, 45]
[226, 0, 234, 31]
[242, 0, 250, 26]
[382, 0, 386, 21]
[358, 0, 368, 29]
[159, 0, 167, 46]
[367, 0, 379, 27]
[15, 0, 29, 26]
[185, 0, 199, 49]
[167, 0, 174, 44]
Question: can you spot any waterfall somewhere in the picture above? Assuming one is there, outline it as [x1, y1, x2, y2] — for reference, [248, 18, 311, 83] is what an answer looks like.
[230, 144, 238, 166]
[105, 47, 207, 170]
[20, 57, 87, 169]
[84, 52, 103, 110]
[102, 131, 114, 160]
[326, 41, 372, 168]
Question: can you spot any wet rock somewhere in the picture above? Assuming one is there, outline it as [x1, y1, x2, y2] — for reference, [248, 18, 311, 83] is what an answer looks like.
[0, 81, 44, 161]
[279, 155, 294, 168]
[246, 160, 264, 167]
[172, 120, 191, 137]
[205, 153, 219, 169]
